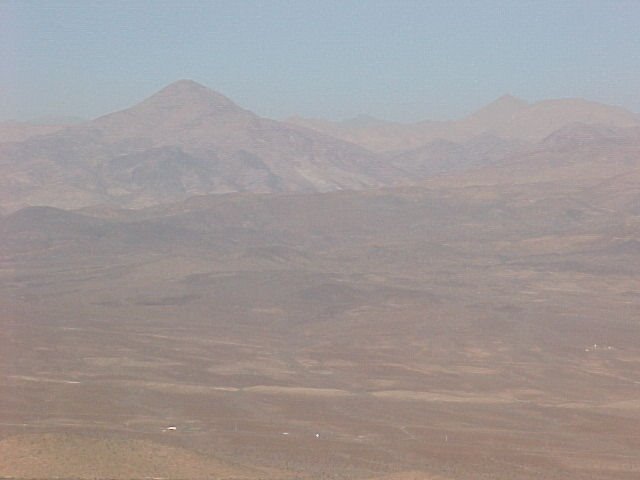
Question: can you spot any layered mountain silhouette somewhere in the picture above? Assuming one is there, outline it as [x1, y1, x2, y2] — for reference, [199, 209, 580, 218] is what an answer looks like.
[0, 80, 400, 211]
[288, 95, 639, 152]
[1, 80, 639, 212]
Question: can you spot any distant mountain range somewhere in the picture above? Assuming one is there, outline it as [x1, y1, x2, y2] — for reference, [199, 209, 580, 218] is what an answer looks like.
[288, 94, 639, 151]
[1, 80, 639, 212]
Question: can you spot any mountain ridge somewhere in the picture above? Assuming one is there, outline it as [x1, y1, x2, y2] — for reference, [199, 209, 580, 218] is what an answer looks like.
[1, 80, 640, 213]
[288, 95, 639, 152]
[0, 80, 401, 212]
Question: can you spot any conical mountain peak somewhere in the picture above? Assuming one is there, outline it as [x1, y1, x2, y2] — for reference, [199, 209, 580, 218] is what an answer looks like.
[141, 79, 243, 114]
[493, 94, 528, 106]
[474, 94, 529, 116]
[463, 94, 529, 129]
[90, 80, 253, 140]
[163, 79, 209, 90]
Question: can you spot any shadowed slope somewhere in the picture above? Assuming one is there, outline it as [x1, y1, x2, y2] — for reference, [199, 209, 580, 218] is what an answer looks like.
[0, 80, 403, 212]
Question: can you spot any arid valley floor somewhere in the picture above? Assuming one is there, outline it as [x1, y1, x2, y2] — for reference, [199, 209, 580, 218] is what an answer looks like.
[2, 181, 640, 479]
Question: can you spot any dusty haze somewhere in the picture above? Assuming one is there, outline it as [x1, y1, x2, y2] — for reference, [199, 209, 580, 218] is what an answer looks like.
[1, 81, 640, 480]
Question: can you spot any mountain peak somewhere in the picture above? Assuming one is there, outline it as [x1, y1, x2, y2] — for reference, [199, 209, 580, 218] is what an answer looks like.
[165, 79, 207, 89]
[143, 79, 241, 113]
[479, 94, 529, 114]
[494, 94, 528, 106]
[91, 80, 252, 138]
[155, 79, 216, 96]
[465, 94, 529, 127]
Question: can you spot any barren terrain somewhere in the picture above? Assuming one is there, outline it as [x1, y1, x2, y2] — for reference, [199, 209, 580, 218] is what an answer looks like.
[2, 177, 640, 479]
[1, 81, 640, 479]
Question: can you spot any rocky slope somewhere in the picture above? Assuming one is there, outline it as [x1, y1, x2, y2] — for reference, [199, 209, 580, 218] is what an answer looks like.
[0, 80, 402, 212]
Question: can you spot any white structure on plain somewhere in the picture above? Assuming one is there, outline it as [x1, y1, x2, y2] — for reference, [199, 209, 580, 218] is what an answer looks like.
[586, 344, 614, 352]
[165, 426, 177, 431]
[315, 433, 320, 438]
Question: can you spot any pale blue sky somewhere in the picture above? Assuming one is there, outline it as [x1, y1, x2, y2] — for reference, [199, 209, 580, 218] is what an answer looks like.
[2, 0, 639, 122]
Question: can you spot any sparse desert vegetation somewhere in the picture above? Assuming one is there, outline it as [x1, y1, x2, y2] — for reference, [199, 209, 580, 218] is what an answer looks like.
[2, 158, 640, 478]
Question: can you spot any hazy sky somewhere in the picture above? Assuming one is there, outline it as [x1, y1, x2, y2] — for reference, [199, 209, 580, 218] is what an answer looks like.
[2, 0, 639, 122]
